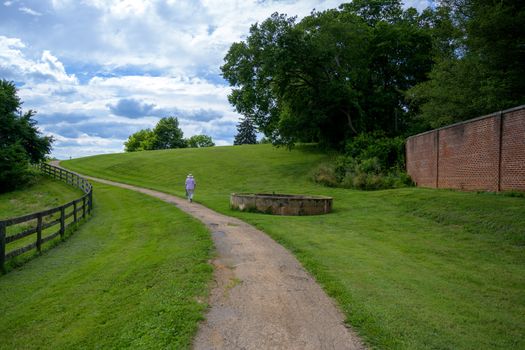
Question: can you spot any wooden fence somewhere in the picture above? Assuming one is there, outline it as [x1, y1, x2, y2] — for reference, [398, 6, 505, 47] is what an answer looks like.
[0, 163, 93, 272]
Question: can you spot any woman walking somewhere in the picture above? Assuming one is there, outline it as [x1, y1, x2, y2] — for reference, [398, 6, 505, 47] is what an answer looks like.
[185, 174, 196, 202]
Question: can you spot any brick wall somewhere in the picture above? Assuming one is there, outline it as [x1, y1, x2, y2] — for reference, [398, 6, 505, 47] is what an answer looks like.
[406, 105, 525, 192]
[405, 131, 437, 188]
[501, 108, 525, 191]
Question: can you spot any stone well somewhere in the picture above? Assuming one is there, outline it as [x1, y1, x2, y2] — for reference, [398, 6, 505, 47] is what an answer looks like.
[230, 193, 333, 216]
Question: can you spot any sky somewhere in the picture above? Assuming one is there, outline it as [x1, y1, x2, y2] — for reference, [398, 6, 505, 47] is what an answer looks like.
[1, 0, 431, 159]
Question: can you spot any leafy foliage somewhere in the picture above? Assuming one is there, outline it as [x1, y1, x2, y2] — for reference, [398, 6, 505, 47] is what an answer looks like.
[124, 117, 186, 152]
[312, 133, 412, 190]
[187, 134, 215, 148]
[124, 129, 155, 152]
[0, 80, 52, 193]
[222, 1, 434, 148]
[152, 116, 186, 149]
[408, 0, 525, 127]
[233, 117, 257, 145]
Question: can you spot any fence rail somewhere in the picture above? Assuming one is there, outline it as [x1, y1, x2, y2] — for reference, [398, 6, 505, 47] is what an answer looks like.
[0, 163, 93, 272]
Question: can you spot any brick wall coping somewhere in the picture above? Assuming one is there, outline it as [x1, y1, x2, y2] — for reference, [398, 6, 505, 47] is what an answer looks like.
[407, 104, 525, 140]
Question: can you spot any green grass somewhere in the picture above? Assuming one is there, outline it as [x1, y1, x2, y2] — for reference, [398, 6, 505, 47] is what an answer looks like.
[62, 144, 525, 349]
[0, 182, 213, 349]
[0, 175, 83, 220]
[1, 176, 87, 267]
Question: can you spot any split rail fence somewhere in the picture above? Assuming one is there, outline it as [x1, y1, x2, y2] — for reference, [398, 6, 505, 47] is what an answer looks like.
[0, 163, 93, 272]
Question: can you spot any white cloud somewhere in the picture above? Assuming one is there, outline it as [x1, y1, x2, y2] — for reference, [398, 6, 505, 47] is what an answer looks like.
[19, 6, 42, 16]
[0, 36, 78, 84]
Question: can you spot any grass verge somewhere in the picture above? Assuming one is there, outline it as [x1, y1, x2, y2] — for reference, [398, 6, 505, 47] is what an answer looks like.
[0, 182, 213, 349]
[63, 144, 525, 349]
[0, 175, 83, 219]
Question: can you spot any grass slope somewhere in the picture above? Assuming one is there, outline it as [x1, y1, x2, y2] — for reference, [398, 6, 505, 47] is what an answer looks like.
[63, 144, 525, 349]
[0, 182, 213, 349]
[0, 176, 83, 219]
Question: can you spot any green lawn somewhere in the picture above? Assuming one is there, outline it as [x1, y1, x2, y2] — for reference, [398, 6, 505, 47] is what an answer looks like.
[0, 175, 83, 220]
[63, 144, 525, 349]
[0, 182, 213, 349]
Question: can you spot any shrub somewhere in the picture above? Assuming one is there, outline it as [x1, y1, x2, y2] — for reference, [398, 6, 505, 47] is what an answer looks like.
[345, 132, 406, 170]
[312, 133, 414, 191]
[311, 163, 339, 187]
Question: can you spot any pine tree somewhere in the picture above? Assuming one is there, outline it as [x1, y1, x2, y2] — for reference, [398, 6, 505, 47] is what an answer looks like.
[233, 117, 257, 145]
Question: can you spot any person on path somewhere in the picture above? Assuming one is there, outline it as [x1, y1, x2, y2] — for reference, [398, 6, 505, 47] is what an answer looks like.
[185, 174, 196, 202]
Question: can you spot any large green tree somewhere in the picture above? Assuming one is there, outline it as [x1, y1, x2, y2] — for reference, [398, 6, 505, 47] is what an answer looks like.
[0, 80, 53, 192]
[124, 117, 186, 152]
[124, 129, 155, 152]
[152, 116, 186, 149]
[221, 1, 434, 148]
[187, 134, 215, 148]
[408, 0, 525, 128]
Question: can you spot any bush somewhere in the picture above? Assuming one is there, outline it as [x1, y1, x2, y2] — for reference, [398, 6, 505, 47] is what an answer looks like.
[345, 132, 406, 170]
[312, 133, 413, 191]
[311, 163, 339, 187]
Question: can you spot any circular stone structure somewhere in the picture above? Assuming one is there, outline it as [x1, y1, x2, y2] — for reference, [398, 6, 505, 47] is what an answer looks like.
[230, 193, 333, 216]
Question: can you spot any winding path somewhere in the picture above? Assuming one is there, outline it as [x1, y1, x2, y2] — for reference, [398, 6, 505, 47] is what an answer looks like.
[57, 163, 365, 350]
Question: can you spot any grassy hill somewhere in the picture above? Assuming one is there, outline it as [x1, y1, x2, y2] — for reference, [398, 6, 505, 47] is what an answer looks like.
[62, 144, 525, 349]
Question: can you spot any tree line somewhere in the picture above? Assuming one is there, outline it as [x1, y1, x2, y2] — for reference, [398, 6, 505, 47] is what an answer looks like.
[124, 117, 214, 152]
[222, 0, 524, 149]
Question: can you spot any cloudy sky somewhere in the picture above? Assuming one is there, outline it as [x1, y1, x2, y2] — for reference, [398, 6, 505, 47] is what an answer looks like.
[1, 0, 431, 159]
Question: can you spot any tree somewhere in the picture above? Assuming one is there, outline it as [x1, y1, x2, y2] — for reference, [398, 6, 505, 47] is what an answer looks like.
[408, 0, 525, 128]
[0, 80, 53, 192]
[221, 2, 434, 148]
[152, 117, 186, 149]
[124, 116, 187, 152]
[124, 129, 155, 152]
[187, 134, 215, 148]
[233, 117, 257, 145]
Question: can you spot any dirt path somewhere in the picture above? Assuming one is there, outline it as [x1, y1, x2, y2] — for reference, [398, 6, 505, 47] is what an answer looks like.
[58, 164, 365, 349]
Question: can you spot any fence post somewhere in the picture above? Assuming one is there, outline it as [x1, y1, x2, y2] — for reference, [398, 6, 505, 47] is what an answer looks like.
[82, 197, 86, 219]
[60, 206, 65, 238]
[89, 189, 93, 214]
[36, 214, 43, 253]
[73, 201, 78, 223]
[0, 222, 6, 273]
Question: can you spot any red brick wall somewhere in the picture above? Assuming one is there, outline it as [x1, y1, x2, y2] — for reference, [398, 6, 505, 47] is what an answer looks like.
[501, 108, 525, 191]
[406, 131, 437, 188]
[406, 105, 525, 192]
